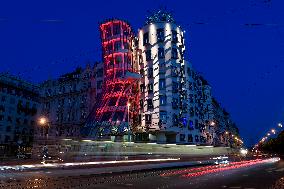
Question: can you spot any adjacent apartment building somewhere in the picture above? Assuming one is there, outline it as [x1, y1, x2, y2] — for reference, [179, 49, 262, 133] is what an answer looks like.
[36, 64, 101, 141]
[0, 73, 40, 155]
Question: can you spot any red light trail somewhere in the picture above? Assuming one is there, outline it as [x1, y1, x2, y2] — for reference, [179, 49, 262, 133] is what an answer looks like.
[160, 158, 279, 178]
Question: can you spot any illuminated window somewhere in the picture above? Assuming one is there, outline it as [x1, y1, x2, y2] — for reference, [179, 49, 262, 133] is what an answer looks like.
[143, 32, 149, 45]
[159, 79, 165, 89]
[148, 83, 153, 93]
[159, 95, 167, 105]
[160, 111, 167, 123]
[189, 120, 194, 130]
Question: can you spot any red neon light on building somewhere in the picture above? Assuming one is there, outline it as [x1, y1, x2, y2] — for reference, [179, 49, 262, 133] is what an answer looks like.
[89, 19, 140, 138]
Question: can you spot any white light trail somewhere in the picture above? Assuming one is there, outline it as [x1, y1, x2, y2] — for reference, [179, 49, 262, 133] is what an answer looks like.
[0, 158, 180, 171]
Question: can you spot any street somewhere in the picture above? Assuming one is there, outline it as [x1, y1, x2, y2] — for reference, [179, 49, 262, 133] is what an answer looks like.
[0, 158, 283, 189]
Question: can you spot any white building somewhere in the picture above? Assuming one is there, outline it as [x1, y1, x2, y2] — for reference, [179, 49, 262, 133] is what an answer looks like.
[135, 10, 233, 145]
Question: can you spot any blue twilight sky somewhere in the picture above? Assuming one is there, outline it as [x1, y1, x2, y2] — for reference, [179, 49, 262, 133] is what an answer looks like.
[1, 0, 284, 146]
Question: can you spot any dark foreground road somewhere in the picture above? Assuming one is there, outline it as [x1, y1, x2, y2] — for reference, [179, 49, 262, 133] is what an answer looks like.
[1, 159, 284, 189]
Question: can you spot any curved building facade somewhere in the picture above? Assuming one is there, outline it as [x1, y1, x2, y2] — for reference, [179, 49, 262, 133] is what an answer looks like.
[85, 20, 140, 140]
[136, 11, 187, 142]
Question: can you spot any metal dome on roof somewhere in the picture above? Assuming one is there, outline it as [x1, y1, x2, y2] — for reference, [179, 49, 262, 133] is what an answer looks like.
[145, 10, 175, 25]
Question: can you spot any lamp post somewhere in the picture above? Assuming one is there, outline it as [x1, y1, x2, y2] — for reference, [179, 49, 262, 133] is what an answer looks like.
[209, 121, 215, 145]
[127, 103, 131, 142]
[38, 116, 50, 162]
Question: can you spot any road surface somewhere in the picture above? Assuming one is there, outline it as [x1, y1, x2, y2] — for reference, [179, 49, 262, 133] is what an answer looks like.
[0, 158, 283, 189]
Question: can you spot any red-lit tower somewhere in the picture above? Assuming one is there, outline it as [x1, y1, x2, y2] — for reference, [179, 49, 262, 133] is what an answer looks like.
[86, 19, 140, 140]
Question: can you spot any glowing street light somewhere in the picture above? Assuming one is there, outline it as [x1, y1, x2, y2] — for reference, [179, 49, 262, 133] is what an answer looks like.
[39, 117, 47, 126]
[278, 123, 283, 128]
[210, 121, 216, 126]
[267, 133, 270, 136]
[271, 129, 276, 134]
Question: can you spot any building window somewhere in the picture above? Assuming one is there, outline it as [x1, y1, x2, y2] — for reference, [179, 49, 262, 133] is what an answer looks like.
[113, 23, 121, 35]
[114, 41, 121, 51]
[160, 111, 167, 123]
[139, 55, 143, 64]
[188, 120, 194, 130]
[171, 67, 178, 77]
[24, 119, 28, 124]
[139, 99, 144, 109]
[158, 47, 165, 59]
[148, 83, 153, 93]
[140, 69, 144, 77]
[10, 98, 15, 104]
[143, 32, 149, 45]
[180, 134, 185, 142]
[6, 126, 11, 132]
[172, 114, 178, 126]
[145, 114, 152, 124]
[115, 55, 123, 64]
[157, 28, 164, 42]
[140, 84, 145, 92]
[148, 67, 153, 78]
[159, 79, 166, 90]
[147, 99, 154, 110]
[172, 30, 178, 43]
[195, 135, 199, 142]
[97, 68, 103, 77]
[171, 48, 178, 59]
[173, 82, 178, 93]
[7, 116, 12, 122]
[188, 134, 193, 142]
[172, 98, 178, 109]
[1, 96, 6, 102]
[97, 81, 103, 89]
[195, 119, 199, 129]
[159, 95, 167, 105]
[0, 105, 4, 113]
[146, 49, 152, 61]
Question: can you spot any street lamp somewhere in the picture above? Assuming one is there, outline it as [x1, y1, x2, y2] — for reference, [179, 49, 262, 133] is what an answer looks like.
[271, 129, 276, 134]
[38, 116, 50, 138]
[278, 123, 283, 128]
[127, 103, 131, 142]
[210, 121, 216, 126]
[38, 116, 50, 162]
